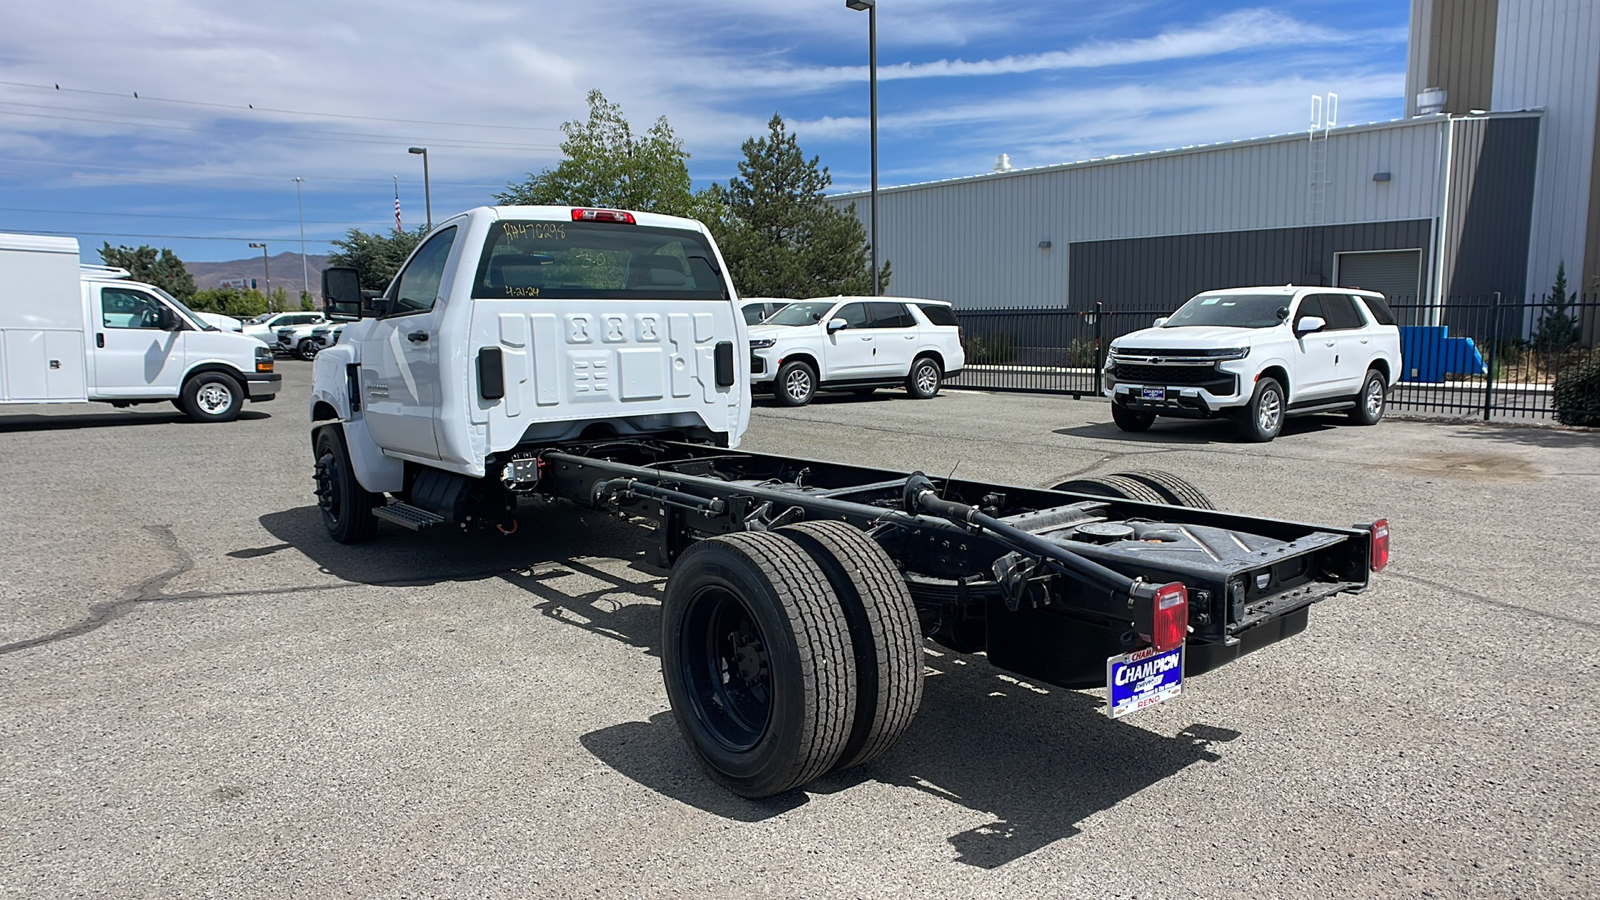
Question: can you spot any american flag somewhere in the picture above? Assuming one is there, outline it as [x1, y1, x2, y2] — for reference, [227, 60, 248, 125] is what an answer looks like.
[393, 182, 403, 232]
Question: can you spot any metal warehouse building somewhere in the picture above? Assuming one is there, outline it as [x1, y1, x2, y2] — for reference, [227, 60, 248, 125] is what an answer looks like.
[828, 0, 1600, 328]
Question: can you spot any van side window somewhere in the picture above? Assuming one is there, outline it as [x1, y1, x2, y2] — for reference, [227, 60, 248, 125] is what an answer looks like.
[101, 288, 165, 329]
[385, 226, 458, 315]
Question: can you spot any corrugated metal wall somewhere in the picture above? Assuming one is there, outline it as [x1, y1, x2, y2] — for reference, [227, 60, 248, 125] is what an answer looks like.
[1066, 220, 1434, 310]
[1428, 0, 1501, 114]
[1440, 115, 1541, 299]
[827, 119, 1446, 309]
[1492, 0, 1600, 300]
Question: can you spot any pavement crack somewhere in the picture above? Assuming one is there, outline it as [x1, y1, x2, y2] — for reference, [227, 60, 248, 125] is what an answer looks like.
[1386, 571, 1600, 632]
[1, 524, 195, 655]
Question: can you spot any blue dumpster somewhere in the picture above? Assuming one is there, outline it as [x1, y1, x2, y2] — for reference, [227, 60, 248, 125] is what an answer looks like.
[1399, 326, 1488, 382]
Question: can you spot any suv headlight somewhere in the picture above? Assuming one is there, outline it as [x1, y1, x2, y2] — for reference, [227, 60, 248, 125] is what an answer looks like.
[749, 338, 777, 350]
[1211, 347, 1251, 360]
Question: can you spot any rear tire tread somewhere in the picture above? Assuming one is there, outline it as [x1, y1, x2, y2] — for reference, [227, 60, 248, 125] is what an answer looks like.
[1113, 469, 1217, 509]
[1049, 474, 1170, 505]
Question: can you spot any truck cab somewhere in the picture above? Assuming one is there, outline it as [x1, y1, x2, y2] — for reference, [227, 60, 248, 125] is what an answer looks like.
[311, 206, 749, 504]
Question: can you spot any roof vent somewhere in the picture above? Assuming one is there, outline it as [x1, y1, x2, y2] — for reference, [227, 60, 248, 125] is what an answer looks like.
[1416, 87, 1447, 116]
[994, 153, 1014, 173]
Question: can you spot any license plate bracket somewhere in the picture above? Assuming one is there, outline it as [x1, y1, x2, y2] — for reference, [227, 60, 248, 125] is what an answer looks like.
[1139, 386, 1166, 401]
[1106, 645, 1184, 719]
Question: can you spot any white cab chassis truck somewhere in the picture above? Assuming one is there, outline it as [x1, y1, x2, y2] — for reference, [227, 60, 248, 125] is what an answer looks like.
[1, 233, 278, 422]
[309, 206, 1389, 798]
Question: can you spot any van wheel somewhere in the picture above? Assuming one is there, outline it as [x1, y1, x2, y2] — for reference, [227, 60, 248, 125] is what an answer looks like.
[1236, 377, 1285, 442]
[661, 532, 856, 797]
[778, 522, 923, 771]
[1349, 369, 1387, 425]
[180, 372, 243, 423]
[905, 357, 942, 399]
[1111, 403, 1155, 432]
[775, 360, 816, 407]
[313, 426, 382, 543]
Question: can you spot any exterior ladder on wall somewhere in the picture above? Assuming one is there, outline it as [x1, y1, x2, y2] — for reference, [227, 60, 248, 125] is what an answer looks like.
[1306, 93, 1337, 226]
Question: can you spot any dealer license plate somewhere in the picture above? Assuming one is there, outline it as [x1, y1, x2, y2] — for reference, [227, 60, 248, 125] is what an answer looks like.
[1106, 645, 1184, 719]
[1139, 386, 1166, 400]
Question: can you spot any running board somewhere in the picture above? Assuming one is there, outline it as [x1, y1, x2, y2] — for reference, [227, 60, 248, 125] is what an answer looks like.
[373, 502, 448, 531]
[1287, 400, 1356, 416]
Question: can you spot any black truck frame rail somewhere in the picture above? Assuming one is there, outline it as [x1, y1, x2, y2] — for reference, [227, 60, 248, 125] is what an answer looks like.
[520, 440, 1379, 688]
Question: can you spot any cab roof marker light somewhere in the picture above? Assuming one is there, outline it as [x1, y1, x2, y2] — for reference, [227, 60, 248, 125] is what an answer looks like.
[571, 208, 636, 224]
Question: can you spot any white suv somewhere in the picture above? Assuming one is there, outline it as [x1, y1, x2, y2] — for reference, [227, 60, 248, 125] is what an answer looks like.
[1103, 286, 1402, 442]
[748, 296, 965, 406]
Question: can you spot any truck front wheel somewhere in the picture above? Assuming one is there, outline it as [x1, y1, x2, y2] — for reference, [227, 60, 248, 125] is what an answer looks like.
[180, 372, 244, 423]
[313, 426, 382, 543]
[661, 532, 857, 797]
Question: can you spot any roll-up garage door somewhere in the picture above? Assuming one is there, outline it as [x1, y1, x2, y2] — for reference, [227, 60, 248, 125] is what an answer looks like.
[1336, 250, 1422, 303]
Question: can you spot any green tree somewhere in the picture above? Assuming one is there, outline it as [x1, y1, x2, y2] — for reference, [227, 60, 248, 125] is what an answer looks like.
[98, 243, 198, 301]
[188, 287, 270, 318]
[710, 114, 888, 299]
[496, 89, 701, 217]
[1535, 261, 1580, 350]
[327, 227, 425, 292]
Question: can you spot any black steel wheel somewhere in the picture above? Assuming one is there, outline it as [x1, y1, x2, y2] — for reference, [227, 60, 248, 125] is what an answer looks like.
[1111, 403, 1155, 432]
[778, 521, 923, 771]
[775, 360, 817, 407]
[1113, 469, 1217, 509]
[904, 356, 942, 399]
[1349, 369, 1387, 425]
[313, 425, 382, 544]
[661, 532, 856, 797]
[179, 372, 243, 423]
[1236, 376, 1285, 442]
[1048, 473, 1170, 505]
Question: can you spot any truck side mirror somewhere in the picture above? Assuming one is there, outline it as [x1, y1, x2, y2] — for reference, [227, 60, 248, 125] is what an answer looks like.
[322, 267, 365, 320]
[826, 317, 849, 333]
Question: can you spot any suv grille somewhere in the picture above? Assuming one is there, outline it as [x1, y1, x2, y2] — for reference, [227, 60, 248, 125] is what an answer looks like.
[1114, 363, 1216, 385]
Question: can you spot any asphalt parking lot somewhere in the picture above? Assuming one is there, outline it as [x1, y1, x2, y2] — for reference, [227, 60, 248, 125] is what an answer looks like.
[3, 364, 1598, 898]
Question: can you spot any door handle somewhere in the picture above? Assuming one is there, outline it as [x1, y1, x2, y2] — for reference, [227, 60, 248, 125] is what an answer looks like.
[96, 333, 105, 348]
[1324, 340, 1336, 347]
[407, 331, 429, 343]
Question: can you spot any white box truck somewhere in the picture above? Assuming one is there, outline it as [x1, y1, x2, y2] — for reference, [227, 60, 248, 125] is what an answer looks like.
[0, 233, 279, 422]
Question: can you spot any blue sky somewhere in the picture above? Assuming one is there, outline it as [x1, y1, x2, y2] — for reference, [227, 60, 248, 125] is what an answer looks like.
[0, 1, 1410, 267]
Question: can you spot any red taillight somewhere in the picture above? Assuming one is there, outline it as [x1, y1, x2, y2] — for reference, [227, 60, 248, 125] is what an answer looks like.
[1149, 582, 1188, 653]
[1369, 518, 1389, 572]
[571, 208, 636, 224]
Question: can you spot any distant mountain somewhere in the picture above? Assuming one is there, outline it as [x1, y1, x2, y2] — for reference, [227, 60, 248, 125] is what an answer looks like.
[186, 252, 331, 298]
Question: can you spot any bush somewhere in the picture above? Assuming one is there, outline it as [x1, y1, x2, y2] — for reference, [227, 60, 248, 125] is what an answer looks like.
[1553, 349, 1600, 426]
[189, 287, 270, 318]
[966, 332, 1016, 365]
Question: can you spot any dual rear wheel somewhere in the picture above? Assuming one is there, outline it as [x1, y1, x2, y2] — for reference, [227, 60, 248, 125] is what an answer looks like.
[661, 523, 923, 797]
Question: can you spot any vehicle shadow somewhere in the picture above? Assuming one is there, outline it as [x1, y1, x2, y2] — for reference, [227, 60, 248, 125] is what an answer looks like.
[1053, 415, 1338, 444]
[263, 502, 1242, 869]
[750, 390, 909, 409]
[1448, 423, 1600, 450]
[0, 409, 270, 432]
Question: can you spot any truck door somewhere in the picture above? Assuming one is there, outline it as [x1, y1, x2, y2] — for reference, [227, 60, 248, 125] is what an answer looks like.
[91, 285, 187, 397]
[823, 302, 876, 379]
[358, 225, 459, 460]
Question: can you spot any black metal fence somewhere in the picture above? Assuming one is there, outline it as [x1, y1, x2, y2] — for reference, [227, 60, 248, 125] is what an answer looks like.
[946, 294, 1600, 425]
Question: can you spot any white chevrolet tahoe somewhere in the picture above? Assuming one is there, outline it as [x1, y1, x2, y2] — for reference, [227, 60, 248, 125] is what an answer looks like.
[1103, 286, 1402, 442]
[747, 296, 965, 406]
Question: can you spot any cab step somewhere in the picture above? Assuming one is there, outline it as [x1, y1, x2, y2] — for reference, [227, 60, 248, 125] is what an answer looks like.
[372, 502, 447, 531]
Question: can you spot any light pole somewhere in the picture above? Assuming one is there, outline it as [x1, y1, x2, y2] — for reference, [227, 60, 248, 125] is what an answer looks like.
[292, 177, 309, 305]
[846, 0, 879, 296]
[248, 242, 271, 309]
[408, 147, 432, 231]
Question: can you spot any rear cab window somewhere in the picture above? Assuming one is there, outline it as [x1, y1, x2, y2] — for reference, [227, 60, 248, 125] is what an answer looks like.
[472, 220, 727, 301]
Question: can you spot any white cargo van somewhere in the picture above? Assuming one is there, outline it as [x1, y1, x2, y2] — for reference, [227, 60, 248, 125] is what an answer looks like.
[0, 233, 279, 422]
